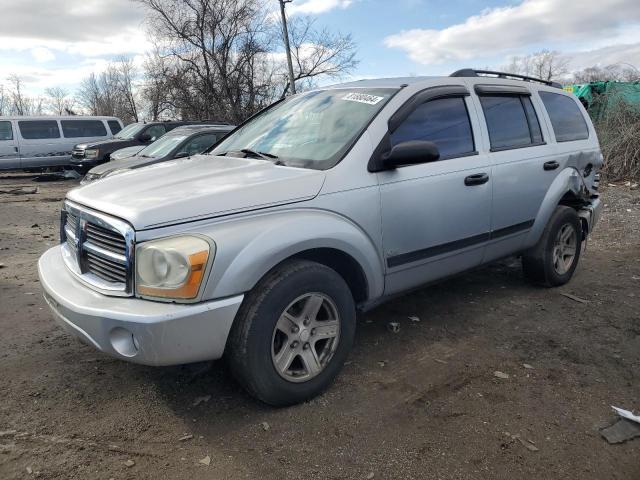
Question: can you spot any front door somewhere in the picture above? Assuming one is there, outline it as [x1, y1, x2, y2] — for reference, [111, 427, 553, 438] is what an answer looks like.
[377, 90, 493, 295]
[0, 121, 20, 170]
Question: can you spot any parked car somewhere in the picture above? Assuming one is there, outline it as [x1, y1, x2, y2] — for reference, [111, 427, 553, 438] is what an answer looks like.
[0, 116, 122, 171]
[81, 124, 235, 184]
[39, 70, 602, 406]
[70, 120, 227, 172]
[109, 145, 145, 161]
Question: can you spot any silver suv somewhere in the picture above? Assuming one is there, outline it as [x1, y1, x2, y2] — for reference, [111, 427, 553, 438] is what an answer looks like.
[38, 70, 602, 406]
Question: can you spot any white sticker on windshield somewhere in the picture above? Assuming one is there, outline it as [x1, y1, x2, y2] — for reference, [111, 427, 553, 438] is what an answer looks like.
[341, 92, 385, 105]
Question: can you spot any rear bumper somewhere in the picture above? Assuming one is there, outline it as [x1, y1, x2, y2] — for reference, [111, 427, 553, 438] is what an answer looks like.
[579, 196, 602, 235]
[38, 246, 243, 366]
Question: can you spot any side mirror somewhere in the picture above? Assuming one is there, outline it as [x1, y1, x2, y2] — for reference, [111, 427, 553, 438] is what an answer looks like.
[174, 152, 189, 159]
[139, 133, 152, 142]
[382, 140, 440, 169]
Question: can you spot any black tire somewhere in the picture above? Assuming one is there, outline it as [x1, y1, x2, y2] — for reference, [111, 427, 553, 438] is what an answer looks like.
[522, 206, 582, 287]
[227, 260, 356, 406]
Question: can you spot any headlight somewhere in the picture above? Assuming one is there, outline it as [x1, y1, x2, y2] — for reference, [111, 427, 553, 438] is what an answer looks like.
[104, 168, 130, 178]
[85, 149, 99, 159]
[135, 236, 213, 300]
[80, 173, 98, 185]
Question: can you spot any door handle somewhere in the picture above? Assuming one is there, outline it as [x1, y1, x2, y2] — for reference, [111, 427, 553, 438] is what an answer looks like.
[544, 161, 559, 171]
[14, 146, 18, 153]
[464, 173, 489, 186]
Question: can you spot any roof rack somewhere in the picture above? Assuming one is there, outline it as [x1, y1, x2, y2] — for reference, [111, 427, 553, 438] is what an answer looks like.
[450, 68, 563, 89]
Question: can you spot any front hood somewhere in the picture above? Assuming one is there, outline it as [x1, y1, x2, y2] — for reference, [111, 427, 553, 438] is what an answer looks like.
[84, 138, 131, 150]
[110, 146, 144, 160]
[67, 155, 326, 229]
[89, 154, 158, 176]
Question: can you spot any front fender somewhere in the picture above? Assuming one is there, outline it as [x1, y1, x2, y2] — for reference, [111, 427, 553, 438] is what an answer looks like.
[524, 167, 588, 248]
[200, 209, 384, 302]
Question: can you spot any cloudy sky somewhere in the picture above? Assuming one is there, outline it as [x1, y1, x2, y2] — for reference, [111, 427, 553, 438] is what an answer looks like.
[1, 0, 640, 96]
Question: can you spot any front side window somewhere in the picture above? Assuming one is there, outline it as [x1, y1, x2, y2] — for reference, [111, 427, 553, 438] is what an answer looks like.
[391, 96, 475, 159]
[145, 125, 166, 141]
[108, 120, 122, 135]
[0, 121, 13, 141]
[479, 95, 543, 150]
[18, 120, 60, 140]
[177, 133, 218, 156]
[61, 120, 107, 138]
[539, 91, 589, 142]
[211, 88, 397, 170]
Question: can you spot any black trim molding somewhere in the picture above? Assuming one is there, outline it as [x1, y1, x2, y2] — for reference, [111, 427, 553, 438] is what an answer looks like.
[387, 219, 535, 268]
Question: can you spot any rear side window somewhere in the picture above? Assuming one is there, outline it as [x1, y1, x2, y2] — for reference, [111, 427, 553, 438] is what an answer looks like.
[479, 95, 544, 150]
[391, 97, 475, 159]
[18, 120, 60, 139]
[61, 120, 107, 138]
[108, 120, 122, 135]
[0, 121, 13, 140]
[539, 92, 589, 142]
[178, 133, 219, 156]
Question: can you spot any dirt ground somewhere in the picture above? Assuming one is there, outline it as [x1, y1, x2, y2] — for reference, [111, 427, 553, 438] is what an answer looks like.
[1, 173, 639, 480]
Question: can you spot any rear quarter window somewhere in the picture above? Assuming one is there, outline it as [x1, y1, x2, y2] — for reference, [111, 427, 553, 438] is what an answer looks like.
[108, 120, 122, 135]
[61, 120, 107, 138]
[18, 120, 60, 139]
[539, 91, 589, 142]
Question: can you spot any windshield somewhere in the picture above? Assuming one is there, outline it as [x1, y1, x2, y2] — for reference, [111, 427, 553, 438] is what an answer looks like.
[137, 134, 188, 158]
[114, 123, 145, 140]
[211, 88, 397, 169]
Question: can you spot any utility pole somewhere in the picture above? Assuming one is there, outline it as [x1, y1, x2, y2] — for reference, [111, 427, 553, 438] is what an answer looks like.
[279, 0, 296, 94]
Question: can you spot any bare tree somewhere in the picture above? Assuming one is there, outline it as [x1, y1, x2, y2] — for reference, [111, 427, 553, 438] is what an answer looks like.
[135, 0, 359, 122]
[8, 75, 29, 115]
[76, 60, 140, 122]
[44, 86, 75, 115]
[280, 16, 358, 96]
[573, 64, 640, 83]
[503, 50, 569, 81]
[0, 84, 7, 116]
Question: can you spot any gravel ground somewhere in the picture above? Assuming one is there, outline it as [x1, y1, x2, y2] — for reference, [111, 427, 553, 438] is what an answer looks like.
[0, 174, 639, 480]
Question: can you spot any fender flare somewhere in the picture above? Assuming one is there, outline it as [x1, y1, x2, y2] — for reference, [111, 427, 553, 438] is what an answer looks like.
[524, 168, 587, 248]
[201, 209, 385, 302]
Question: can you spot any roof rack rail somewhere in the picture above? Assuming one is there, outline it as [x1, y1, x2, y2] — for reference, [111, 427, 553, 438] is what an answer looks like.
[450, 68, 563, 89]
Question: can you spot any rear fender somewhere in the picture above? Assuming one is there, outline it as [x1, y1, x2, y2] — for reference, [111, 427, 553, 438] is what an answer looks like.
[524, 167, 589, 248]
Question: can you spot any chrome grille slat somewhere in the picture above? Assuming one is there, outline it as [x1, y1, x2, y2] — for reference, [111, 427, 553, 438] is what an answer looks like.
[86, 261, 125, 283]
[60, 201, 134, 296]
[86, 252, 126, 273]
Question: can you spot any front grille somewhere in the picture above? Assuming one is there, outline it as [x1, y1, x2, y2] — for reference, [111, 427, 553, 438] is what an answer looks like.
[72, 147, 85, 159]
[61, 201, 134, 296]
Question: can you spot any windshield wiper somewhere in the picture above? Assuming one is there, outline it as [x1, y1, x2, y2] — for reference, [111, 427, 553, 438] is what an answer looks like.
[240, 148, 279, 160]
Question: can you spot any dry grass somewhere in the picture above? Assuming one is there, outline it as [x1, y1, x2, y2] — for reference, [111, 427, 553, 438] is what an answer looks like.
[592, 97, 640, 181]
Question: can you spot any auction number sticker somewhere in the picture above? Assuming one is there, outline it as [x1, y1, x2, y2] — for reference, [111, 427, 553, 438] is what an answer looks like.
[342, 92, 385, 105]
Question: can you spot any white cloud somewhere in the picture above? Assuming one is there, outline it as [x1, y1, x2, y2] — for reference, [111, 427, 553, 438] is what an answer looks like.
[384, 0, 640, 65]
[31, 47, 55, 63]
[287, 0, 353, 15]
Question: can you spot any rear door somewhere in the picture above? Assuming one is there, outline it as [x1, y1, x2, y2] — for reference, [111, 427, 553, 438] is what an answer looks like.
[470, 84, 557, 262]
[0, 120, 21, 170]
[18, 119, 68, 168]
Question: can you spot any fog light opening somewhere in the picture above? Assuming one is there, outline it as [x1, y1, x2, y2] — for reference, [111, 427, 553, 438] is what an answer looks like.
[110, 327, 139, 358]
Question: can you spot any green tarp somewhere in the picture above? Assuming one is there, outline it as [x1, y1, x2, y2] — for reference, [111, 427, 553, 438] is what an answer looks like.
[563, 81, 640, 120]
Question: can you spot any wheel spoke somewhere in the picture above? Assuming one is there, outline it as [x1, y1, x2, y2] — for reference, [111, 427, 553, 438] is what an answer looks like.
[312, 320, 339, 340]
[276, 312, 298, 334]
[301, 294, 324, 322]
[274, 345, 297, 374]
[561, 226, 573, 243]
[563, 245, 576, 256]
[300, 348, 322, 376]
